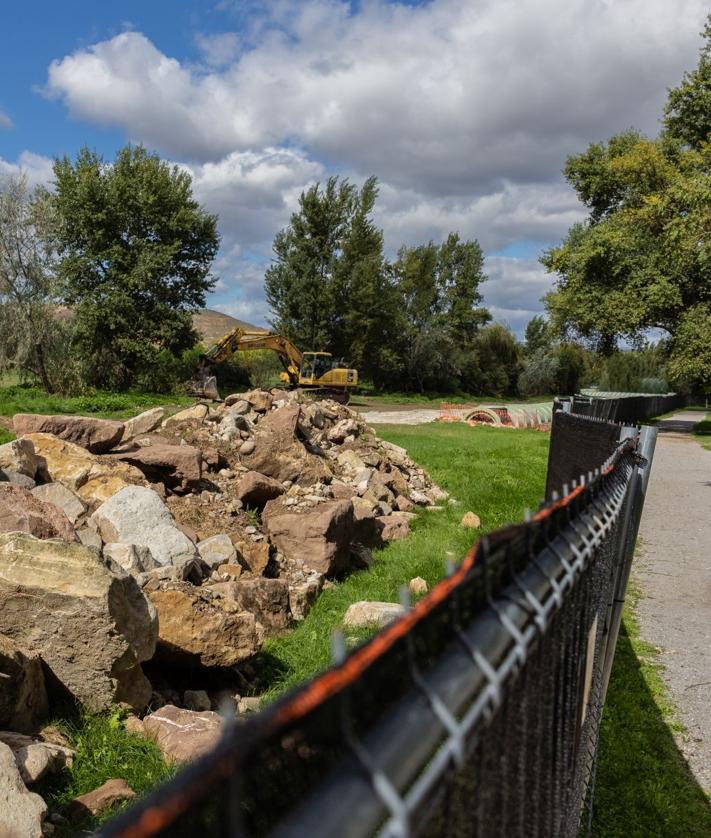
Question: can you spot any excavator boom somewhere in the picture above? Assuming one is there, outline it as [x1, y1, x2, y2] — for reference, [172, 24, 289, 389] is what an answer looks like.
[189, 327, 358, 401]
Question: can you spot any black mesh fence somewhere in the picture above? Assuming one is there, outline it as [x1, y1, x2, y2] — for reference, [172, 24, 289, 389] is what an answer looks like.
[101, 408, 656, 838]
[569, 391, 685, 424]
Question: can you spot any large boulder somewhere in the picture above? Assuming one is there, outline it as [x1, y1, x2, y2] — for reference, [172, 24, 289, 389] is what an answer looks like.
[262, 498, 354, 576]
[107, 442, 202, 492]
[13, 414, 124, 454]
[90, 486, 197, 567]
[0, 634, 48, 733]
[0, 532, 157, 711]
[23, 433, 144, 507]
[161, 404, 208, 428]
[234, 471, 285, 509]
[0, 438, 39, 479]
[241, 404, 331, 485]
[31, 482, 86, 525]
[0, 731, 75, 785]
[210, 577, 291, 632]
[121, 407, 165, 441]
[146, 582, 262, 667]
[0, 741, 47, 837]
[131, 705, 222, 764]
[0, 484, 78, 541]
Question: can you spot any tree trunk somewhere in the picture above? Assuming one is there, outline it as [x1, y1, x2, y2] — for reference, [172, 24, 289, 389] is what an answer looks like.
[34, 343, 55, 393]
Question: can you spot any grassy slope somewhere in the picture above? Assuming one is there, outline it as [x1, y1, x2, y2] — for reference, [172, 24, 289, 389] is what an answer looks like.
[262, 423, 550, 699]
[593, 583, 711, 837]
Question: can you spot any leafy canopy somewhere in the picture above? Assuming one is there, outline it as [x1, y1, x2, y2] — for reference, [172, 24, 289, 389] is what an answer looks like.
[543, 16, 711, 390]
[52, 145, 219, 389]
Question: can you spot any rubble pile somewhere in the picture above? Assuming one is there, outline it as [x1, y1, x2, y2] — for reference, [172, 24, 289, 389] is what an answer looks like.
[0, 388, 452, 829]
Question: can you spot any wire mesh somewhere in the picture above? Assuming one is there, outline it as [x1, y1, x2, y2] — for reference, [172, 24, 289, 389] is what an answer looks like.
[100, 401, 654, 838]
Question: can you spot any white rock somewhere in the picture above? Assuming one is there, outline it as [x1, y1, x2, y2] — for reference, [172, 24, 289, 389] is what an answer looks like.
[0, 438, 38, 479]
[162, 404, 208, 428]
[343, 601, 407, 629]
[197, 534, 236, 569]
[103, 543, 158, 575]
[0, 741, 47, 837]
[90, 486, 197, 567]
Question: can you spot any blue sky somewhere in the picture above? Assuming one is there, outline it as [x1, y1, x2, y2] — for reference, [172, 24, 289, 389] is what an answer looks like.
[1, 0, 707, 334]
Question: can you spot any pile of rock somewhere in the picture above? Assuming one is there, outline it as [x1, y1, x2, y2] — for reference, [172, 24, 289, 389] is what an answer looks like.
[0, 391, 449, 830]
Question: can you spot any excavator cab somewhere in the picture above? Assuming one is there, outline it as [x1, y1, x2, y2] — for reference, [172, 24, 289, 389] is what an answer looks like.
[299, 352, 331, 383]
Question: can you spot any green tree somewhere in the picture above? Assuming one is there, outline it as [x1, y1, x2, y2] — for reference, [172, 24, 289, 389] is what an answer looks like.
[0, 174, 78, 392]
[524, 315, 551, 356]
[52, 145, 219, 389]
[543, 21, 711, 390]
[265, 177, 357, 351]
[393, 234, 489, 391]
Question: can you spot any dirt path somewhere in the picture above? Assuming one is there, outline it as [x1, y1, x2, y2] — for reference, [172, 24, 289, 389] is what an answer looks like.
[359, 408, 440, 425]
[636, 411, 711, 791]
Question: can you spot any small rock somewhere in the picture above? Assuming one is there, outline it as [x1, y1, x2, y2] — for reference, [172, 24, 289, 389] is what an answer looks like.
[460, 511, 482, 529]
[0, 438, 39, 478]
[103, 542, 158, 575]
[65, 778, 136, 822]
[161, 404, 208, 427]
[197, 534, 237, 568]
[409, 577, 429, 596]
[239, 439, 256, 455]
[121, 407, 165, 441]
[343, 601, 407, 629]
[377, 513, 411, 541]
[140, 705, 222, 763]
[76, 526, 102, 550]
[237, 697, 261, 715]
[0, 732, 75, 785]
[409, 489, 432, 506]
[0, 741, 47, 837]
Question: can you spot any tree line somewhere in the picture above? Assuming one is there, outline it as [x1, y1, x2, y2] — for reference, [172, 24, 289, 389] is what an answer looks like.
[1, 16, 709, 397]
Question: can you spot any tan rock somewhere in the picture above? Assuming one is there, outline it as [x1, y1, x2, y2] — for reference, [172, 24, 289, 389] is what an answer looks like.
[30, 482, 86, 525]
[139, 705, 222, 763]
[409, 576, 429, 596]
[161, 403, 208, 428]
[288, 576, 323, 621]
[0, 731, 75, 785]
[121, 407, 165, 441]
[146, 582, 262, 667]
[0, 438, 39, 479]
[0, 484, 78, 541]
[262, 498, 354, 576]
[0, 634, 48, 733]
[231, 537, 271, 575]
[343, 601, 406, 629]
[66, 778, 135, 822]
[460, 511, 482, 529]
[0, 532, 157, 711]
[13, 414, 124, 454]
[197, 534, 236, 568]
[23, 433, 144, 507]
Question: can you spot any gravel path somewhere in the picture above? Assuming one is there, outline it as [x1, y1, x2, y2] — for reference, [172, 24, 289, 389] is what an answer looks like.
[636, 411, 711, 791]
[359, 408, 440, 425]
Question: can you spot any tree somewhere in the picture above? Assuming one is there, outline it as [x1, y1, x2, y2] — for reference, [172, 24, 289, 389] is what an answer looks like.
[524, 315, 551, 356]
[542, 20, 711, 390]
[52, 145, 219, 389]
[393, 234, 489, 391]
[0, 173, 75, 392]
[265, 177, 358, 351]
[469, 324, 522, 397]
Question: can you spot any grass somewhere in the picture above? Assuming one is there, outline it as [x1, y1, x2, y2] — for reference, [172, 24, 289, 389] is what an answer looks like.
[0, 384, 190, 420]
[0, 426, 15, 444]
[592, 582, 711, 836]
[36, 709, 173, 834]
[261, 422, 550, 699]
[692, 413, 711, 451]
[352, 391, 556, 408]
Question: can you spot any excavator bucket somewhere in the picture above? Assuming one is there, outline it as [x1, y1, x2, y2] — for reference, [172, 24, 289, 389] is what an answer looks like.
[187, 374, 220, 401]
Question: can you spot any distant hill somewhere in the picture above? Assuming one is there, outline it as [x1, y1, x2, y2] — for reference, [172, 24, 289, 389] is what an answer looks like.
[53, 306, 265, 346]
[192, 309, 265, 344]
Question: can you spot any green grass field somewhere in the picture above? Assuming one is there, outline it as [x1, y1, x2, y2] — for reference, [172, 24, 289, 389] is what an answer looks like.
[692, 413, 711, 451]
[260, 422, 551, 698]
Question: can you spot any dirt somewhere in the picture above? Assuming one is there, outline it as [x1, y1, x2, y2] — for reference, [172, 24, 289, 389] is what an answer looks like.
[636, 410, 711, 792]
[359, 407, 441, 425]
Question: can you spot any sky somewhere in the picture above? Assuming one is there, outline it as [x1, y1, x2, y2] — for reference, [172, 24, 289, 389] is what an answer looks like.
[0, 0, 708, 335]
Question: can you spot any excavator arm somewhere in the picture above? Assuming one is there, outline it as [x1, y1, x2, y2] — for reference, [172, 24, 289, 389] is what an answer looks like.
[203, 328, 303, 385]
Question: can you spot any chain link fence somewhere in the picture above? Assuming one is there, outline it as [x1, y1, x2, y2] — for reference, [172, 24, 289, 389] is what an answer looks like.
[101, 398, 658, 838]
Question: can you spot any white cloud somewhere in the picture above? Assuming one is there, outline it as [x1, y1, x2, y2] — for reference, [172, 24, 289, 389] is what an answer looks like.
[0, 151, 54, 188]
[0, 110, 13, 130]
[39, 0, 709, 327]
[45, 0, 707, 191]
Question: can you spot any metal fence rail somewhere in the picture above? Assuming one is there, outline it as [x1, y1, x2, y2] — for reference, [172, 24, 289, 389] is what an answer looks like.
[101, 403, 657, 838]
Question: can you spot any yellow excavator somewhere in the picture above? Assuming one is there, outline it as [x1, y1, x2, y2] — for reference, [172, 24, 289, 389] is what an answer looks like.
[189, 328, 358, 402]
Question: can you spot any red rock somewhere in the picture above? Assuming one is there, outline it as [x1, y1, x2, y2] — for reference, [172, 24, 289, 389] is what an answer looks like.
[377, 513, 412, 541]
[66, 778, 135, 821]
[262, 498, 354, 576]
[106, 443, 202, 492]
[13, 414, 124, 454]
[0, 484, 78, 541]
[234, 471, 284, 509]
[211, 577, 291, 632]
[139, 705, 222, 763]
